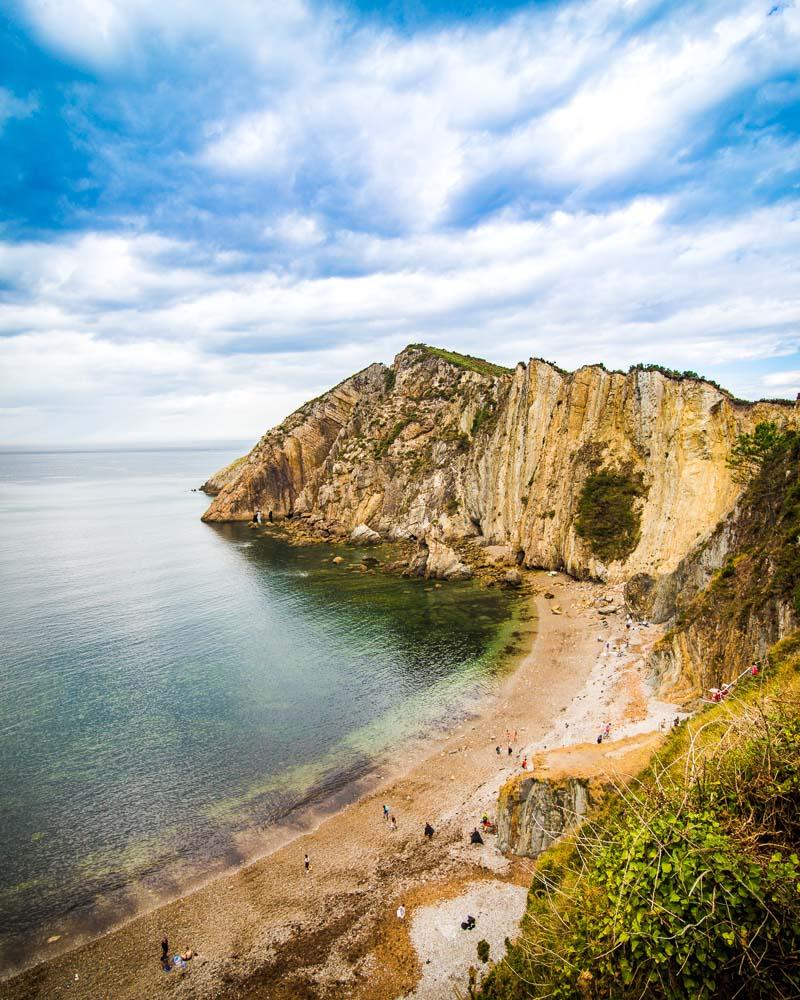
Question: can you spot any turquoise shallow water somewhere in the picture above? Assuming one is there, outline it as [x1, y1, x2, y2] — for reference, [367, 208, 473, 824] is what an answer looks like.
[0, 447, 520, 971]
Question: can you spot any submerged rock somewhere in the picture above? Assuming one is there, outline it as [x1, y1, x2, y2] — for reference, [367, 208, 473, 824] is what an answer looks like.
[504, 568, 522, 587]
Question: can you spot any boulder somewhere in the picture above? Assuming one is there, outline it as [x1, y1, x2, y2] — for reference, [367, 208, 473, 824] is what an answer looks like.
[332, 556, 344, 565]
[349, 524, 382, 545]
[504, 569, 523, 587]
[425, 538, 472, 581]
[403, 548, 429, 577]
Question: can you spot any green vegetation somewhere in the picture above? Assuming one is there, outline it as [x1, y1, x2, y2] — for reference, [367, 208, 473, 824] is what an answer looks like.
[726, 421, 791, 484]
[574, 468, 646, 563]
[374, 417, 414, 459]
[477, 639, 800, 1000]
[408, 343, 513, 378]
[477, 939, 491, 964]
[471, 404, 496, 435]
[630, 362, 705, 382]
[384, 368, 396, 393]
[438, 424, 471, 451]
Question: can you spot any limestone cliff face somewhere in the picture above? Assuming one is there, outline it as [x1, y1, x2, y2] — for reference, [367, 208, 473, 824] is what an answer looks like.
[467, 362, 794, 582]
[202, 345, 795, 582]
[202, 364, 386, 520]
[496, 772, 592, 858]
[631, 435, 800, 699]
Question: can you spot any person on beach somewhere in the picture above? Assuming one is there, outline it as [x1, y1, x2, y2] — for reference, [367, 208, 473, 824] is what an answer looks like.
[604, 722, 611, 739]
[507, 746, 512, 756]
[521, 756, 527, 770]
[597, 733, 603, 744]
[161, 936, 169, 963]
[383, 804, 389, 821]
[461, 914, 476, 930]
[304, 853, 311, 873]
[390, 814, 397, 831]
[397, 904, 406, 920]
[268, 510, 273, 522]
[256, 510, 263, 524]
[424, 822, 434, 839]
[470, 827, 484, 845]
[495, 745, 501, 755]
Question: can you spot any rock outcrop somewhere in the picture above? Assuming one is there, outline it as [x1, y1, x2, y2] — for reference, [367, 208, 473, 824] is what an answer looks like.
[496, 773, 592, 857]
[202, 344, 796, 583]
[349, 524, 382, 545]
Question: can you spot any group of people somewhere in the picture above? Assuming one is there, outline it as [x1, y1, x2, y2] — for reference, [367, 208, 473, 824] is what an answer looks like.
[250, 509, 274, 525]
[596, 721, 612, 744]
[709, 662, 761, 702]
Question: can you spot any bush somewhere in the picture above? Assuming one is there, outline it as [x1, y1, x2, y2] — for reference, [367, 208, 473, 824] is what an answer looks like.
[574, 469, 646, 562]
[477, 665, 800, 1000]
[477, 939, 490, 964]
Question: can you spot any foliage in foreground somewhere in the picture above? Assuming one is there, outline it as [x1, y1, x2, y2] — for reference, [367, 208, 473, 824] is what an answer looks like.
[477, 644, 800, 1000]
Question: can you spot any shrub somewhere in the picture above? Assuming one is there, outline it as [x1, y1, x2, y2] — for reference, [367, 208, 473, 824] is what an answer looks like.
[727, 422, 791, 484]
[477, 659, 800, 1000]
[374, 417, 414, 459]
[574, 469, 646, 562]
[477, 939, 490, 964]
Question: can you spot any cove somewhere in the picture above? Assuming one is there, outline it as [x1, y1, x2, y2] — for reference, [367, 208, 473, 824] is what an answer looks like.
[0, 447, 522, 973]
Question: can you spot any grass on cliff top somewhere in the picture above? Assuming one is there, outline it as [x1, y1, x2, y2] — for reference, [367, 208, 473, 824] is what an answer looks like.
[477, 636, 800, 1000]
[407, 343, 513, 378]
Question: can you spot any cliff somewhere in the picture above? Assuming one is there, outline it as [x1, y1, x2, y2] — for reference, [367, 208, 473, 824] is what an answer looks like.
[495, 734, 662, 858]
[202, 344, 796, 583]
[629, 428, 800, 699]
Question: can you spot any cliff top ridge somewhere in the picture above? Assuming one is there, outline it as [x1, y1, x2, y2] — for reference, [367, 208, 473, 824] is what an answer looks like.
[397, 344, 795, 406]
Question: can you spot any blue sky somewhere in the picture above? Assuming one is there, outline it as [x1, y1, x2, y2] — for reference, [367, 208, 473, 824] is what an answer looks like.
[1, 0, 799, 444]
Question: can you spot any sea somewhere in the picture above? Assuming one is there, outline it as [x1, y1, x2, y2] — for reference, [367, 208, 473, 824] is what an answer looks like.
[0, 446, 524, 973]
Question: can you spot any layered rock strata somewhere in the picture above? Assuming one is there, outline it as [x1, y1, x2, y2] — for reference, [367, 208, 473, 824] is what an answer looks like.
[203, 345, 795, 583]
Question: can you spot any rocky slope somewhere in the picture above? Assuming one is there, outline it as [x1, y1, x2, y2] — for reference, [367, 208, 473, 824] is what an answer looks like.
[202, 344, 796, 583]
[630, 428, 800, 699]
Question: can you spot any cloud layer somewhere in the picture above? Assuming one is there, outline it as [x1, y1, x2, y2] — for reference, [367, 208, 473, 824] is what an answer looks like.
[2, 0, 799, 443]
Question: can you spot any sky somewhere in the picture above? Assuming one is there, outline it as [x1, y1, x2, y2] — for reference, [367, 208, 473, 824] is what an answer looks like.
[1, 0, 799, 445]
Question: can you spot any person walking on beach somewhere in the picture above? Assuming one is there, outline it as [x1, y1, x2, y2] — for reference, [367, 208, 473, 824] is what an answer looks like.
[391, 815, 397, 831]
[424, 822, 434, 839]
[304, 853, 311, 873]
[161, 936, 169, 962]
[383, 803, 389, 821]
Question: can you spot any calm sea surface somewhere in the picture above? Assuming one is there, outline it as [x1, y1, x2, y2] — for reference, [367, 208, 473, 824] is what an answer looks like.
[0, 447, 522, 971]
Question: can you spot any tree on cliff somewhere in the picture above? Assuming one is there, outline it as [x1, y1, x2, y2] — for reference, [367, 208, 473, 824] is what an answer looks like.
[727, 422, 791, 484]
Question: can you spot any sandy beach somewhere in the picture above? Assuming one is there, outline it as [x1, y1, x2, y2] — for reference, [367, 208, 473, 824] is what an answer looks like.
[1, 571, 675, 1000]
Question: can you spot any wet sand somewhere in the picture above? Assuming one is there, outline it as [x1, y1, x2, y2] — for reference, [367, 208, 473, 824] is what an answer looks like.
[2, 572, 634, 1000]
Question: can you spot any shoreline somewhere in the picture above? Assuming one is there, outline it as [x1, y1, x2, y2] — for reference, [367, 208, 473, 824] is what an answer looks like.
[0, 576, 532, 986]
[2, 572, 670, 1000]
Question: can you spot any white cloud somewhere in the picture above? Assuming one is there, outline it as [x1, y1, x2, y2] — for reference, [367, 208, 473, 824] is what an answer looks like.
[2, 195, 798, 443]
[0, 87, 38, 133]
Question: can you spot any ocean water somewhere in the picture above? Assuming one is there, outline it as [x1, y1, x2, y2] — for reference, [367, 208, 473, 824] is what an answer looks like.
[0, 447, 523, 971]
